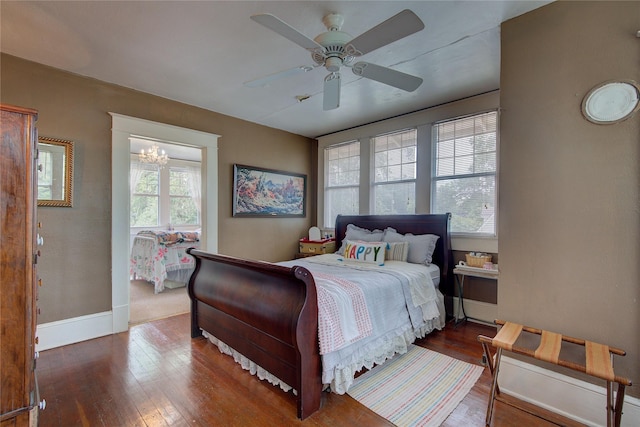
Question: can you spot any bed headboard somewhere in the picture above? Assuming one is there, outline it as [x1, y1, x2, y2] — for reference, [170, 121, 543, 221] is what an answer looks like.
[334, 213, 454, 318]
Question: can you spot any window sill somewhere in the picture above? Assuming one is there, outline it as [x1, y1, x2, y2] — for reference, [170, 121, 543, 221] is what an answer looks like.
[451, 235, 498, 253]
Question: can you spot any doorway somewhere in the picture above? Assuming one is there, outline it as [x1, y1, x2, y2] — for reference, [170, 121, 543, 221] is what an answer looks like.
[128, 140, 202, 324]
[111, 113, 219, 333]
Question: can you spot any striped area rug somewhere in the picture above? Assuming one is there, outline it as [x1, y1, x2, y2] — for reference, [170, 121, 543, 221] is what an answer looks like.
[347, 345, 484, 427]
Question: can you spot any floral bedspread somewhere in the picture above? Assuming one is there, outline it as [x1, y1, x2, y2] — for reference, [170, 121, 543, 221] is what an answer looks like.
[129, 231, 199, 293]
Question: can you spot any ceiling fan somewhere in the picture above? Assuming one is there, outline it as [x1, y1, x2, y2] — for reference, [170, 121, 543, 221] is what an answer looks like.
[245, 9, 425, 111]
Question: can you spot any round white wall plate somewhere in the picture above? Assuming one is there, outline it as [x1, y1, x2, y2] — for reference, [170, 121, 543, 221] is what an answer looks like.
[582, 80, 640, 124]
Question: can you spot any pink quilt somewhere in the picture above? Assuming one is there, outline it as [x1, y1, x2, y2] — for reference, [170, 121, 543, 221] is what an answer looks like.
[313, 273, 373, 354]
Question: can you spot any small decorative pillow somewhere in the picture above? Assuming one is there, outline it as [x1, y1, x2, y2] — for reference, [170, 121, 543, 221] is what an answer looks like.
[342, 240, 386, 266]
[337, 224, 385, 255]
[385, 241, 409, 262]
[383, 228, 440, 265]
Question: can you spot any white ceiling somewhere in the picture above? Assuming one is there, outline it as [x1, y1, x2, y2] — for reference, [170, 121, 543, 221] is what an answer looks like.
[1, 1, 551, 138]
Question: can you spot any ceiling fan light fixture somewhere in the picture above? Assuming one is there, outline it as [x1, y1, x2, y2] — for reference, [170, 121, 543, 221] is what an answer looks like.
[325, 56, 342, 72]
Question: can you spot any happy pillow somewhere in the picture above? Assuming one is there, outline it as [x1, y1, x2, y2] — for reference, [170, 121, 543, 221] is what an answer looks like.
[337, 224, 385, 255]
[342, 240, 386, 266]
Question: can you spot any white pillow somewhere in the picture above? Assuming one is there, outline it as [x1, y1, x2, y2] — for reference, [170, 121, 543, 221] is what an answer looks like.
[342, 240, 386, 266]
[337, 224, 384, 255]
[383, 228, 439, 265]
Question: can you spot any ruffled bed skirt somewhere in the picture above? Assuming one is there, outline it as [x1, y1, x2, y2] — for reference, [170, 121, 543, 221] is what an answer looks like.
[202, 331, 296, 394]
[201, 291, 446, 396]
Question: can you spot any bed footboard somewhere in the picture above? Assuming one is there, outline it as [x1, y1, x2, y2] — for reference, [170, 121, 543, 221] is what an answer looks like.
[186, 249, 322, 420]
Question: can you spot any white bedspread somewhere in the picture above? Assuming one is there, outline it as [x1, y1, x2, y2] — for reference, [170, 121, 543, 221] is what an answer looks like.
[280, 254, 445, 393]
[202, 254, 446, 395]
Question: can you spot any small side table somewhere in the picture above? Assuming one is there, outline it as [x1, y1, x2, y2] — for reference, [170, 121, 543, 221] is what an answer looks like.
[453, 266, 499, 327]
[295, 252, 317, 259]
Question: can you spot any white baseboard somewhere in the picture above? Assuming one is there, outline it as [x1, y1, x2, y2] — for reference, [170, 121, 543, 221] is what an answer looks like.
[453, 297, 497, 324]
[36, 311, 114, 352]
[499, 356, 640, 427]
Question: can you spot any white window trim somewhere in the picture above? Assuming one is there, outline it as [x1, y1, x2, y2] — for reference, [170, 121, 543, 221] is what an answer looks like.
[430, 109, 499, 238]
[316, 91, 499, 250]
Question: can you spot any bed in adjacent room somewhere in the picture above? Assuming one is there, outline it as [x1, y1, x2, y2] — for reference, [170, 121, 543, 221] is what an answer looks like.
[130, 230, 200, 293]
[187, 214, 453, 419]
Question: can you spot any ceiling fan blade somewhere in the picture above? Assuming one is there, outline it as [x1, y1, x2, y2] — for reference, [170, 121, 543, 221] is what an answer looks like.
[352, 62, 423, 92]
[244, 65, 314, 88]
[323, 73, 341, 111]
[345, 9, 424, 57]
[251, 14, 324, 51]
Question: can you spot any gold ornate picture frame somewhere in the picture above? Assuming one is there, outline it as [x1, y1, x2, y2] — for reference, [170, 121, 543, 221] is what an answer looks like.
[37, 136, 74, 207]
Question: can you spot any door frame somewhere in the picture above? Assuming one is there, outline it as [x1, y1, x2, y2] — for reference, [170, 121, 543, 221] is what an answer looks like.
[110, 113, 219, 332]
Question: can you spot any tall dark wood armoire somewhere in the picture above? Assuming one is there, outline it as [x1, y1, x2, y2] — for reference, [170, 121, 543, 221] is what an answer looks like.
[1, 104, 41, 426]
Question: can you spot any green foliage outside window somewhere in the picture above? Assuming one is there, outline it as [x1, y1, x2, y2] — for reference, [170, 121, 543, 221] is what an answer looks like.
[169, 169, 198, 225]
[131, 168, 159, 227]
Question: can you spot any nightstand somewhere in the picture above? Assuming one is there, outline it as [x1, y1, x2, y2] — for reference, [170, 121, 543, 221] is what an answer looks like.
[295, 252, 317, 259]
[453, 266, 499, 327]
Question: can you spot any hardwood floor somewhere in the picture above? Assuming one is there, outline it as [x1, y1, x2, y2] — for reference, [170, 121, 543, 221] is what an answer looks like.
[37, 314, 583, 426]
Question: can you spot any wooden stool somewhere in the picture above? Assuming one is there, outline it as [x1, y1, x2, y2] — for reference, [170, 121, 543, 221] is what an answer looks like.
[478, 320, 632, 427]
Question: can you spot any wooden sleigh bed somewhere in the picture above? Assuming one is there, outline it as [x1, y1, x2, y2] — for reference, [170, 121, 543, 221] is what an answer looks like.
[187, 214, 454, 419]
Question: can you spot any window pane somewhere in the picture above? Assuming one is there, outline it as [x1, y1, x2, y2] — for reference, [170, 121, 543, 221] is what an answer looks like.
[325, 187, 359, 228]
[455, 136, 474, 157]
[170, 169, 190, 196]
[388, 164, 402, 180]
[131, 165, 159, 227]
[401, 146, 416, 163]
[402, 162, 416, 180]
[135, 169, 159, 194]
[170, 196, 198, 225]
[326, 141, 360, 187]
[131, 195, 158, 226]
[325, 141, 360, 228]
[374, 151, 387, 167]
[438, 139, 454, 159]
[475, 152, 496, 173]
[388, 148, 402, 165]
[375, 166, 388, 182]
[374, 182, 415, 215]
[437, 157, 454, 176]
[373, 129, 417, 184]
[433, 175, 495, 233]
[455, 154, 474, 174]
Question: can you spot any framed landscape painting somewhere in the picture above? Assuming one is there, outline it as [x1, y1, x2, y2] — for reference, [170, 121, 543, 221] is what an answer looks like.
[233, 164, 306, 217]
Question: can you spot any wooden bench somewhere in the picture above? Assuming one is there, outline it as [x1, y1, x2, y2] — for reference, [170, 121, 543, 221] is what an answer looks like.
[478, 320, 632, 427]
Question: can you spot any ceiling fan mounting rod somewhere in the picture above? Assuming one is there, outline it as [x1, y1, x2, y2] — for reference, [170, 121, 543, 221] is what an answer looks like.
[322, 13, 344, 32]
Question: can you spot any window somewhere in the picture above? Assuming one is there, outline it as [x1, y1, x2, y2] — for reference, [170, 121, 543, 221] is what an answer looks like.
[324, 141, 360, 227]
[169, 167, 199, 225]
[130, 163, 159, 227]
[130, 159, 201, 229]
[431, 111, 497, 235]
[372, 129, 417, 214]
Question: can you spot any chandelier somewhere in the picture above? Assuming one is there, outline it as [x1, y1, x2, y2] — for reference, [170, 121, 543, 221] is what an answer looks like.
[138, 144, 169, 167]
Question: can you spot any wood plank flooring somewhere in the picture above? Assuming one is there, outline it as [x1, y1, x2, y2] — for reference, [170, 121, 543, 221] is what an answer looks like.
[37, 314, 583, 426]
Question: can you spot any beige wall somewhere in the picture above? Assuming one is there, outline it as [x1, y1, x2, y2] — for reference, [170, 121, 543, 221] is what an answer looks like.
[1, 54, 314, 324]
[499, 1, 638, 397]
